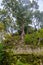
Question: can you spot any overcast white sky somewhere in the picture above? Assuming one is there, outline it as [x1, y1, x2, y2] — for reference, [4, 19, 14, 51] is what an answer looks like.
[38, 0, 43, 11]
[0, 0, 43, 11]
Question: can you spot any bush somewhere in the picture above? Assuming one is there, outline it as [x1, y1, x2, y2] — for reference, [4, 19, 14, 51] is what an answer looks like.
[4, 33, 20, 41]
[38, 29, 43, 38]
[0, 43, 4, 64]
[13, 35, 20, 41]
[4, 33, 20, 44]
[32, 29, 43, 45]
[24, 33, 39, 45]
[31, 32, 39, 45]
[24, 31, 41, 45]
[24, 34, 32, 44]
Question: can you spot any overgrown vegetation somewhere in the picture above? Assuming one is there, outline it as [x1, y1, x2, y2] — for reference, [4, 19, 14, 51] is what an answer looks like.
[0, 0, 43, 65]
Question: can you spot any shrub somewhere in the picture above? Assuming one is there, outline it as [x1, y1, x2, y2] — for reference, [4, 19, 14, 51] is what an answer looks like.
[38, 29, 43, 38]
[31, 32, 39, 45]
[24, 33, 39, 45]
[32, 29, 43, 45]
[0, 43, 4, 64]
[13, 35, 20, 41]
[24, 34, 32, 44]
[4, 33, 20, 44]
[5, 33, 20, 41]
[24, 32, 40, 45]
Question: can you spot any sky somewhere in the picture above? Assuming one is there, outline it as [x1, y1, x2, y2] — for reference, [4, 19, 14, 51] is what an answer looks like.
[38, 0, 43, 11]
[0, 0, 43, 11]
[0, 0, 3, 9]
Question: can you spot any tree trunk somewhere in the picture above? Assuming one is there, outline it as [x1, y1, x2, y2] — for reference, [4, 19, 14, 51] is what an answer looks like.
[21, 24, 25, 40]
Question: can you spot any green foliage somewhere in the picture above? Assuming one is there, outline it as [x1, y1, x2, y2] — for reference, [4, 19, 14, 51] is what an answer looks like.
[24, 34, 32, 44]
[0, 43, 4, 64]
[13, 35, 20, 41]
[1, 50, 16, 65]
[0, 22, 5, 31]
[16, 60, 24, 65]
[24, 29, 43, 46]
[10, 54, 43, 65]
[2, 0, 32, 36]
[0, 43, 3, 50]
[31, 32, 39, 45]
[0, 0, 43, 65]
[16, 60, 30, 65]
[3, 33, 20, 45]
[32, 29, 43, 46]
[38, 29, 43, 38]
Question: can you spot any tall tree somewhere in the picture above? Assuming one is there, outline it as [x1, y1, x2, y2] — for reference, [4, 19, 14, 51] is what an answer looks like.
[2, 0, 41, 38]
[2, 0, 32, 39]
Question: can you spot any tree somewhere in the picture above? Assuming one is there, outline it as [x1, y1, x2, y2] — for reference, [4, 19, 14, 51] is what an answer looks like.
[33, 11, 43, 30]
[2, 0, 33, 39]
[31, 0, 43, 30]
[40, 12, 43, 28]
[31, 0, 40, 31]
[0, 22, 5, 42]
[32, 10, 41, 30]
[0, 9, 15, 33]
[2, 0, 42, 38]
